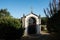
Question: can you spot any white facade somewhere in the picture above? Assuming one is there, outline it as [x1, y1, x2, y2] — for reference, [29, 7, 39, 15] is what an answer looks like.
[22, 13, 41, 36]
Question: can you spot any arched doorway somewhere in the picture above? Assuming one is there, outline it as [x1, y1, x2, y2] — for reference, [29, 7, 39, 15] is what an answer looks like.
[28, 17, 37, 34]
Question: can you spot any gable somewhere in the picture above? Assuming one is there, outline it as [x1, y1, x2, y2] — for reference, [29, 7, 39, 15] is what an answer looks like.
[26, 12, 39, 18]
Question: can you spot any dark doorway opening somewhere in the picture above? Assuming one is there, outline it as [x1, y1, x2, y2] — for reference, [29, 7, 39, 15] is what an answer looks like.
[28, 17, 37, 34]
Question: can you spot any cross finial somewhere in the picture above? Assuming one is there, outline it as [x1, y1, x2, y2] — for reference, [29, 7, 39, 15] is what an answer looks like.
[31, 6, 33, 13]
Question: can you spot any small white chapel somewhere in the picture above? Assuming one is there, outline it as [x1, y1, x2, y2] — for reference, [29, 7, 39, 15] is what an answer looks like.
[21, 11, 41, 36]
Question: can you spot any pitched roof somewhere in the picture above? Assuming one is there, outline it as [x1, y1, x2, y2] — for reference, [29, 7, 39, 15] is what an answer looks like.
[26, 12, 39, 17]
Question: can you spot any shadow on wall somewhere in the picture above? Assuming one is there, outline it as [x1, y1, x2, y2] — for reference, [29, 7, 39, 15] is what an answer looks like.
[27, 24, 37, 34]
[27, 24, 40, 35]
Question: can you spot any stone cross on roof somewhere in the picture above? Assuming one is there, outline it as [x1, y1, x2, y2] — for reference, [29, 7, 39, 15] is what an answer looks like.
[30, 6, 33, 13]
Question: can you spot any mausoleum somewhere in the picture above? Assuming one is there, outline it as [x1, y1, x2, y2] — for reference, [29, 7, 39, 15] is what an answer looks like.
[21, 12, 41, 36]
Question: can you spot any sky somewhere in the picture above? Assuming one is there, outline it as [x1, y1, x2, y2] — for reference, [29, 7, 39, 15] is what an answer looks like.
[0, 0, 51, 18]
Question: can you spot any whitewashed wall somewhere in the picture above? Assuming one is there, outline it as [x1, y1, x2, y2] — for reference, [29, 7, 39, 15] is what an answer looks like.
[23, 13, 41, 36]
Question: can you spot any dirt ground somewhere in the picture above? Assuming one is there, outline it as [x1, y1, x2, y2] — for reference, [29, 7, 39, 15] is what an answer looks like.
[21, 31, 53, 40]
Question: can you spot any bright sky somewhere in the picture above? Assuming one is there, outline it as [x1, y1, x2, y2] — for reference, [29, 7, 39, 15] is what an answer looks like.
[0, 0, 51, 18]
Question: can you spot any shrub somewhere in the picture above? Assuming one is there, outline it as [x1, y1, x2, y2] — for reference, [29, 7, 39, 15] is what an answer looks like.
[0, 17, 25, 39]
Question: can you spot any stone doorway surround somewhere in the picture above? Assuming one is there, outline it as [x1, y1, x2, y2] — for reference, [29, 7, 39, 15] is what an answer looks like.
[21, 12, 41, 36]
[28, 17, 37, 34]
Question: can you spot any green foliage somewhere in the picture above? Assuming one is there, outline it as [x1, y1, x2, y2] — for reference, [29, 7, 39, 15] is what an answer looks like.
[44, 0, 60, 33]
[0, 17, 25, 39]
[47, 10, 60, 33]
[44, 0, 60, 18]
[44, 1, 60, 39]
[0, 9, 10, 17]
[0, 17, 21, 29]
[41, 17, 47, 25]
[0, 9, 24, 39]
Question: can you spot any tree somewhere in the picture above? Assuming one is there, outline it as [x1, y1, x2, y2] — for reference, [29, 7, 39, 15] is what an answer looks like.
[41, 17, 47, 25]
[0, 16, 24, 39]
[44, 0, 60, 33]
[0, 9, 10, 17]
[0, 9, 24, 39]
